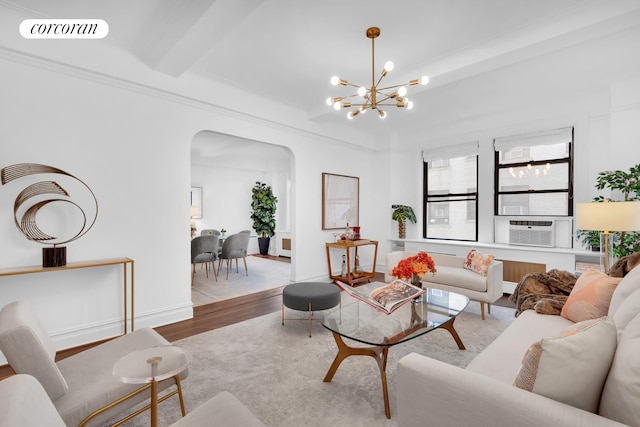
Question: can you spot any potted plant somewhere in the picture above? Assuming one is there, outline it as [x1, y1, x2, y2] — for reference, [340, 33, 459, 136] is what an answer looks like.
[577, 164, 640, 256]
[250, 181, 278, 255]
[391, 204, 417, 239]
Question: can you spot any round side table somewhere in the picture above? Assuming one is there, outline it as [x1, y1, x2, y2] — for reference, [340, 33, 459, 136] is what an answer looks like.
[113, 346, 190, 427]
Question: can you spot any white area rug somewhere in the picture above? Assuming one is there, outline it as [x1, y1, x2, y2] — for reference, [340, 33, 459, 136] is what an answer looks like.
[115, 298, 516, 427]
[191, 256, 291, 306]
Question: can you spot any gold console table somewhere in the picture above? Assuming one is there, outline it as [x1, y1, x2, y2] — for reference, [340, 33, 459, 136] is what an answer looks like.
[0, 257, 135, 334]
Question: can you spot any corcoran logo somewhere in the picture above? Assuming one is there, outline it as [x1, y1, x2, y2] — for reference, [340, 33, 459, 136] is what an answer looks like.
[20, 19, 109, 39]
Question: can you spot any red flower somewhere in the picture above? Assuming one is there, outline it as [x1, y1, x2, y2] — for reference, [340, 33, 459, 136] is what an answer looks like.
[392, 252, 436, 280]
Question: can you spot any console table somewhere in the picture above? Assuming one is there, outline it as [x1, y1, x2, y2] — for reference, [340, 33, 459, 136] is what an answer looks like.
[0, 257, 135, 334]
[326, 240, 378, 286]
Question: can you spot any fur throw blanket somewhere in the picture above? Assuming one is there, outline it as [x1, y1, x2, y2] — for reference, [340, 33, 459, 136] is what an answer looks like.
[509, 252, 640, 317]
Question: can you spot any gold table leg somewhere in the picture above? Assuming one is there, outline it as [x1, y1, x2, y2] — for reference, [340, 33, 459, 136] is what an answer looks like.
[150, 380, 158, 427]
[323, 332, 391, 419]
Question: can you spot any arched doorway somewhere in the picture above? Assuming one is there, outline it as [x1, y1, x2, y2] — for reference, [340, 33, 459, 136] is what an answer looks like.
[190, 131, 293, 305]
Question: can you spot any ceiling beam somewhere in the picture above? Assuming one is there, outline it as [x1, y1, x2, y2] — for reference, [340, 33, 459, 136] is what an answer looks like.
[133, 0, 264, 77]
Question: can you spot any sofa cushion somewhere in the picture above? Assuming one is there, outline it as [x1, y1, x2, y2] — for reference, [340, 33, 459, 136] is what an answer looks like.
[610, 288, 640, 341]
[463, 249, 494, 276]
[561, 268, 621, 323]
[599, 312, 640, 425]
[424, 266, 488, 292]
[608, 263, 640, 318]
[466, 310, 573, 384]
[514, 317, 616, 413]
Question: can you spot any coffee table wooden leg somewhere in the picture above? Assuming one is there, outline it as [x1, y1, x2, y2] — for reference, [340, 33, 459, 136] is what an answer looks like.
[324, 332, 392, 419]
[440, 317, 466, 350]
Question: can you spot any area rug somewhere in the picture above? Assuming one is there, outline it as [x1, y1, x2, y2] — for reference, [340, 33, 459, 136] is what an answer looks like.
[191, 256, 291, 306]
[116, 299, 516, 427]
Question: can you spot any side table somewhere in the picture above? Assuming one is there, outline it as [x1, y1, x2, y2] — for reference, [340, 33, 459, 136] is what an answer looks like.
[113, 346, 190, 427]
[326, 239, 378, 286]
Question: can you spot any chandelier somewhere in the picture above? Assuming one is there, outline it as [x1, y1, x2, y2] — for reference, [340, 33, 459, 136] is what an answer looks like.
[326, 27, 429, 120]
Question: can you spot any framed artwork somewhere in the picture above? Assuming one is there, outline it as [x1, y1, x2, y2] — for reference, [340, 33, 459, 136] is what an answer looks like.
[322, 173, 359, 229]
[190, 186, 202, 218]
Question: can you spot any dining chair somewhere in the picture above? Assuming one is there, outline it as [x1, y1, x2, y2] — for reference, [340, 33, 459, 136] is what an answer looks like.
[200, 229, 221, 237]
[0, 300, 188, 427]
[218, 232, 250, 279]
[191, 235, 219, 284]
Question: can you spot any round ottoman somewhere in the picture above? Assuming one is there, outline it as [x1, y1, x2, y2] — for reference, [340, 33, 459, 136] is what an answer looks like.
[282, 282, 341, 337]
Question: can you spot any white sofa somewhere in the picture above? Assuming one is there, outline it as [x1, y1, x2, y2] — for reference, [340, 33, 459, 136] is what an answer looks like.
[0, 374, 265, 427]
[385, 251, 503, 319]
[396, 264, 640, 427]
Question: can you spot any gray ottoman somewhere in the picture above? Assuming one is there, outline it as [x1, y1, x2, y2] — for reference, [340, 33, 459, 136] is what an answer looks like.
[282, 282, 341, 337]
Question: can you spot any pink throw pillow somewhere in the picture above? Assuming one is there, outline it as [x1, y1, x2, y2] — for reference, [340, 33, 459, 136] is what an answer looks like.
[463, 249, 494, 276]
[514, 317, 617, 412]
[561, 268, 621, 323]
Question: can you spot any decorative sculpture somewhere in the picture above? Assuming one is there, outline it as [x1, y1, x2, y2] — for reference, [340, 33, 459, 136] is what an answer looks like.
[0, 163, 98, 267]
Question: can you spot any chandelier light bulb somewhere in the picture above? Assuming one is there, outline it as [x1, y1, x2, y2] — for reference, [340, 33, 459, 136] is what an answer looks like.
[384, 61, 394, 72]
[330, 76, 340, 86]
[357, 87, 367, 97]
[326, 97, 333, 106]
[420, 76, 429, 85]
[398, 86, 407, 97]
[378, 110, 387, 119]
[359, 106, 367, 114]
[407, 101, 414, 110]
[333, 102, 341, 110]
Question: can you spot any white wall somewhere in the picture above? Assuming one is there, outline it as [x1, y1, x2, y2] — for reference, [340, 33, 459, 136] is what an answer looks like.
[1, 5, 639, 357]
[0, 47, 383, 357]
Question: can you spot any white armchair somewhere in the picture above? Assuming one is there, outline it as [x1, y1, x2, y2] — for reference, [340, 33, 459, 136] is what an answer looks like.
[385, 251, 503, 319]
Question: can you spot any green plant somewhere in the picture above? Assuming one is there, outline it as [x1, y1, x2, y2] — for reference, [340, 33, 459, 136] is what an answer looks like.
[576, 229, 600, 251]
[580, 164, 640, 257]
[391, 204, 416, 239]
[391, 204, 417, 224]
[250, 181, 278, 238]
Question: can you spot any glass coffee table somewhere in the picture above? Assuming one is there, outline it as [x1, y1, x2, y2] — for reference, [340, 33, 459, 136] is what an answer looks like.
[113, 346, 190, 427]
[322, 283, 469, 419]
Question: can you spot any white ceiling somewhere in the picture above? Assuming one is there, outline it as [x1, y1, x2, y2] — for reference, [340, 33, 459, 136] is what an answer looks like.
[5, 0, 640, 149]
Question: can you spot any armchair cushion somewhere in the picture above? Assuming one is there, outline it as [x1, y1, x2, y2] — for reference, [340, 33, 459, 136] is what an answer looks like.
[171, 391, 265, 427]
[0, 301, 68, 401]
[0, 374, 66, 427]
[56, 327, 187, 427]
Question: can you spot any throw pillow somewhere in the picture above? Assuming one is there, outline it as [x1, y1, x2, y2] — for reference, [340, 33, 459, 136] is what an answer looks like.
[463, 249, 494, 276]
[561, 268, 621, 323]
[514, 317, 617, 413]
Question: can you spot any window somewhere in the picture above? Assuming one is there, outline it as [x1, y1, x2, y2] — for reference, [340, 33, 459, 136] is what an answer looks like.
[494, 127, 573, 216]
[423, 142, 478, 241]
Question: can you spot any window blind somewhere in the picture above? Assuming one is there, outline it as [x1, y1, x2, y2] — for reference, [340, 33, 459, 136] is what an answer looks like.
[493, 127, 572, 152]
[422, 141, 479, 162]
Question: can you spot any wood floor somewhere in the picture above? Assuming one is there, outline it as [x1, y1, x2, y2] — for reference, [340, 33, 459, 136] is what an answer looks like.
[0, 256, 292, 379]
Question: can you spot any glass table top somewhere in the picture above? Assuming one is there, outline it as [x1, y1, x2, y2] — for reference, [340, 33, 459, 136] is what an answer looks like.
[113, 345, 190, 384]
[322, 283, 469, 347]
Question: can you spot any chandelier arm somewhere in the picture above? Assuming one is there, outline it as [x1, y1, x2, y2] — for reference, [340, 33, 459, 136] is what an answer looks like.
[377, 82, 412, 91]
[341, 93, 365, 100]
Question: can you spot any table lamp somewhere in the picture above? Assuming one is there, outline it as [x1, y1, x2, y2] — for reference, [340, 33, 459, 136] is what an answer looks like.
[576, 201, 640, 272]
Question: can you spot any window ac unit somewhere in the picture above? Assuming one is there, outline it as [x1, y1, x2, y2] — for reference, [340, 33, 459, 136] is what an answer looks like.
[508, 220, 554, 247]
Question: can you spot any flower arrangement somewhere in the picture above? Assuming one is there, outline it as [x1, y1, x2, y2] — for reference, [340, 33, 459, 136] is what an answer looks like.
[392, 252, 437, 280]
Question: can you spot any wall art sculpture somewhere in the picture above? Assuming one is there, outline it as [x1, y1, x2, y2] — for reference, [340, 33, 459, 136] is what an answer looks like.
[0, 163, 98, 267]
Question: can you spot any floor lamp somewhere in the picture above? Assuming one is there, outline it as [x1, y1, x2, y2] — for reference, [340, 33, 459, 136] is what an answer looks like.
[576, 201, 640, 273]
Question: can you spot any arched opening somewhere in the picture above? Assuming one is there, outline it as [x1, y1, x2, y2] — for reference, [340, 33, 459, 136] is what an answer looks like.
[190, 131, 293, 305]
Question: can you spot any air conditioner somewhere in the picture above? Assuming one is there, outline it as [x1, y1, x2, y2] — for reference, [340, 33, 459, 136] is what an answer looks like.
[508, 219, 554, 247]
